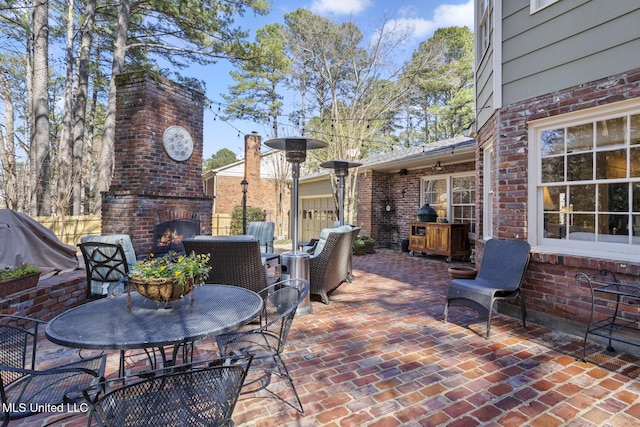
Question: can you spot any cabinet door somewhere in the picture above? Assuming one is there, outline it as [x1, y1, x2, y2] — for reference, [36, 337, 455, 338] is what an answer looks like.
[425, 224, 451, 253]
[435, 225, 450, 252]
[409, 236, 426, 250]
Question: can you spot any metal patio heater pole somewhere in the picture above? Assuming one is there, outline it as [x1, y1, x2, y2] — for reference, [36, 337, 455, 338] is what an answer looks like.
[265, 137, 326, 316]
[320, 160, 362, 226]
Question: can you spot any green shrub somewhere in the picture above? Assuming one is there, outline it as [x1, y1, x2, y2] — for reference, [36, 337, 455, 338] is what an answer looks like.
[230, 206, 266, 235]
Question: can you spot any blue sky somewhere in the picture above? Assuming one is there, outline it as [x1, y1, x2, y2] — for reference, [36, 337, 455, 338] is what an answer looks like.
[196, 0, 474, 159]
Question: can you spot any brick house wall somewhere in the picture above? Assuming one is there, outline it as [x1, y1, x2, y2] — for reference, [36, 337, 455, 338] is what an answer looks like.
[356, 162, 476, 246]
[102, 71, 212, 255]
[478, 67, 640, 337]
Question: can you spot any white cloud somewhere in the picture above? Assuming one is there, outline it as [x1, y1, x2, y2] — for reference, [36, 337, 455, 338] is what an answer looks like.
[390, 0, 474, 40]
[310, 0, 372, 15]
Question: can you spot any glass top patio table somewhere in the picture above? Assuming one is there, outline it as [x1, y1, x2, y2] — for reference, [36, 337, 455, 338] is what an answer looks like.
[45, 284, 263, 352]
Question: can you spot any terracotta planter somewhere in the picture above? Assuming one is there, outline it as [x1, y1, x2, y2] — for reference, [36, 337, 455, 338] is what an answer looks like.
[129, 277, 194, 303]
[447, 266, 477, 280]
[0, 272, 40, 298]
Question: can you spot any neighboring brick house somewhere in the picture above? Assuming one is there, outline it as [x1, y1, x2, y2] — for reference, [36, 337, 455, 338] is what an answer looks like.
[203, 133, 291, 238]
[473, 0, 640, 343]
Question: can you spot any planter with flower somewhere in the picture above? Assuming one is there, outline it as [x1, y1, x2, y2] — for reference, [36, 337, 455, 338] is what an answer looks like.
[0, 263, 40, 298]
[128, 251, 211, 307]
[353, 235, 375, 255]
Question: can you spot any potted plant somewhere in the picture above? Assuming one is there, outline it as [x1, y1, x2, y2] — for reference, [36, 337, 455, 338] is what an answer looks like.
[353, 236, 366, 255]
[129, 251, 211, 304]
[362, 236, 376, 254]
[0, 263, 40, 298]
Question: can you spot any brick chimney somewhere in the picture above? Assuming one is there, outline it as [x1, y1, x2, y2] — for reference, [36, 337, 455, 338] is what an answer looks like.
[102, 71, 212, 255]
[244, 133, 262, 207]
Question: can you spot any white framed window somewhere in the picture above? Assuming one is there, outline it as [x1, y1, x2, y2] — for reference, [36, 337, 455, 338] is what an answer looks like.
[529, 99, 640, 260]
[477, 0, 492, 59]
[531, 0, 559, 14]
[421, 173, 476, 233]
[483, 144, 494, 239]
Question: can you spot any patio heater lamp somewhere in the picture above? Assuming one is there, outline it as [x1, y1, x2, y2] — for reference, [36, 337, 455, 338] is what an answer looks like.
[264, 137, 326, 252]
[241, 179, 248, 235]
[320, 160, 362, 226]
[265, 137, 326, 316]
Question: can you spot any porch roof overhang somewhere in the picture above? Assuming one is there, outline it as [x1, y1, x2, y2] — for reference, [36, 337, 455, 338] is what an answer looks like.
[300, 136, 476, 183]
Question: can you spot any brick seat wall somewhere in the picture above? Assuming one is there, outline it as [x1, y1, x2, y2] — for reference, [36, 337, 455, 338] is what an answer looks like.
[0, 270, 88, 321]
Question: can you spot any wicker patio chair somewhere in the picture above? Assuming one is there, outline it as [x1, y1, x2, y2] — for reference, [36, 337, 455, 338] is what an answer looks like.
[0, 314, 106, 427]
[444, 238, 531, 338]
[247, 221, 275, 253]
[183, 236, 268, 293]
[86, 356, 252, 427]
[309, 227, 360, 304]
[215, 278, 309, 415]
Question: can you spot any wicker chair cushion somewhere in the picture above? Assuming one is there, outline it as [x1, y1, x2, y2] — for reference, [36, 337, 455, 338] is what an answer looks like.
[313, 225, 352, 256]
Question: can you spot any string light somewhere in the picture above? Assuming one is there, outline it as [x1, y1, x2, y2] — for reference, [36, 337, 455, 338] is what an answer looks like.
[206, 99, 463, 150]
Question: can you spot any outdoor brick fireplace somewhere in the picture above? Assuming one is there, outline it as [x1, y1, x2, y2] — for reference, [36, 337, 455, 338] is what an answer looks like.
[102, 71, 212, 256]
[152, 210, 201, 256]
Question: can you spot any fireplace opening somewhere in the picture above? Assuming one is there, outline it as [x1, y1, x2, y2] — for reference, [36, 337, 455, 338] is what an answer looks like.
[152, 211, 200, 256]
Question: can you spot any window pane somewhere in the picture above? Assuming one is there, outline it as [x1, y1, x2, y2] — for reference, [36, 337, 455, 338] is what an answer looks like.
[633, 183, 640, 212]
[598, 214, 628, 239]
[596, 117, 626, 148]
[423, 178, 447, 220]
[567, 123, 593, 152]
[570, 184, 595, 211]
[596, 149, 627, 179]
[631, 147, 640, 177]
[573, 214, 595, 232]
[631, 114, 640, 144]
[541, 129, 564, 155]
[543, 186, 562, 211]
[567, 153, 593, 181]
[633, 214, 640, 240]
[544, 213, 562, 238]
[541, 156, 564, 182]
[598, 183, 629, 212]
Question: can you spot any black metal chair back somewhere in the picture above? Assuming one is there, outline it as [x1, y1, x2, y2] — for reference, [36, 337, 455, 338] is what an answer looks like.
[89, 357, 252, 427]
[215, 278, 309, 414]
[0, 315, 106, 427]
[0, 316, 37, 387]
[78, 241, 129, 298]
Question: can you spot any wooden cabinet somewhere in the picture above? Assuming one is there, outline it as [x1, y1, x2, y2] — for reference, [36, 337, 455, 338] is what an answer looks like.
[408, 222, 469, 262]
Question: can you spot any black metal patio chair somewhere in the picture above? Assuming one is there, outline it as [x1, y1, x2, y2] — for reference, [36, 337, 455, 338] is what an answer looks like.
[215, 278, 309, 414]
[86, 356, 253, 427]
[0, 314, 106, 427]
[444, 238, 531, 338]
[78, 241, 130, 298]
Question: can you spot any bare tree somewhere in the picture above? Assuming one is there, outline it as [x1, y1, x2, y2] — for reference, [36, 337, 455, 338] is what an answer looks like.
[31, 0, 51, 215]
[284, 10, 418, 221]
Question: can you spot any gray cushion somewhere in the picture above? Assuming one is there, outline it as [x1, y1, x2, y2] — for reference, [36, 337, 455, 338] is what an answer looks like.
[313, 225, 352, 256]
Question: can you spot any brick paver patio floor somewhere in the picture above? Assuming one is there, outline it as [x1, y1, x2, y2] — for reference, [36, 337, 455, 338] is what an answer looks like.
[12, 249, 640, 426]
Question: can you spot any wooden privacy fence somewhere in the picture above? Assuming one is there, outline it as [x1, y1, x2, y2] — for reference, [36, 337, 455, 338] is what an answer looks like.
[34, 214, 233, 246]
[34, 215, 101, 246]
